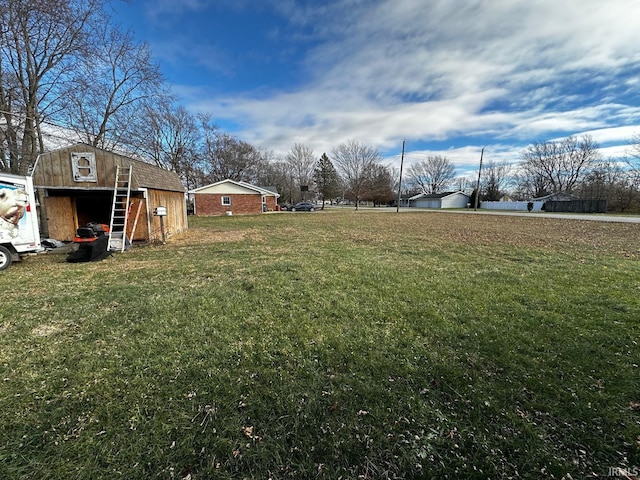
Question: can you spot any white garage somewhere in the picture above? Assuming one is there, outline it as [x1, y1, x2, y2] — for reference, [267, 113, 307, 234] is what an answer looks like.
[409, 191, 470, 209]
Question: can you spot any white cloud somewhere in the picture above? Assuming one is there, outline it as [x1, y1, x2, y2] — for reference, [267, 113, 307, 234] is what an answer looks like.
[584, 126, 640, 145]
[397, 143, 524, 177]
[180, 0, 640, 164]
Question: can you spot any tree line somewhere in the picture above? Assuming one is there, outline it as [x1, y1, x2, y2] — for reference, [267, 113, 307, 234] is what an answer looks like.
[403, 133, 640, 212]
[0, 0, 394, 207]
[2, 1, 639, 211]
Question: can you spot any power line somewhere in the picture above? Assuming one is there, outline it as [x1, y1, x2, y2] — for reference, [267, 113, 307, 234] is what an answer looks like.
[382, 154, 403, 169]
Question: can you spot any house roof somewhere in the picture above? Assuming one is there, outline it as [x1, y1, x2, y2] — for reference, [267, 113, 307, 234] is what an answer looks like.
[189, 179, 280, 197]
[532, 192, 577, 201]
[258, 185, 279, 195]
[237, 181, 279, 196]
[408, 191, 469, 201]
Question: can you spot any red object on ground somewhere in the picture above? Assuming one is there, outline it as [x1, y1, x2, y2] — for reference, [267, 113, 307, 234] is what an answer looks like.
[73, 223, 110, 243]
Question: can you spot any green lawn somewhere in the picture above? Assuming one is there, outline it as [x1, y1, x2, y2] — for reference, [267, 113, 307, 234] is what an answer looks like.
[1, 211, 639, 479]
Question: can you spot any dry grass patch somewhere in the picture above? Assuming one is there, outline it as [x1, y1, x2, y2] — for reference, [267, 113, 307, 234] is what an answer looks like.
[170, 226, 266, 246]
[31, 323, 65, 337]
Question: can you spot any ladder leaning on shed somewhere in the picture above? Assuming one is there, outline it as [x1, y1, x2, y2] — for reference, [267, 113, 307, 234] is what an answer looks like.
[108, 165, 132, 252]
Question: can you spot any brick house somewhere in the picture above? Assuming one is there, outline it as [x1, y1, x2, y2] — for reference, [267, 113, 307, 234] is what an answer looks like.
[189, 179, 279, 216]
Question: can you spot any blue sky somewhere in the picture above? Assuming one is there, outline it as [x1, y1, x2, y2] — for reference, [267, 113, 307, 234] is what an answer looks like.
[113, 0, 640, 175]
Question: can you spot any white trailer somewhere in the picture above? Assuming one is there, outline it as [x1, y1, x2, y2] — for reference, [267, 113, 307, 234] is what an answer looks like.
[0, 173, 41, 270]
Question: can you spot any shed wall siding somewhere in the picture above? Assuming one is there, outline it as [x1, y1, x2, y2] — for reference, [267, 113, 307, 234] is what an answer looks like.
[33, 144, 120, 189]
[127, 197, 149, 242]
[146, 190, 188, 241]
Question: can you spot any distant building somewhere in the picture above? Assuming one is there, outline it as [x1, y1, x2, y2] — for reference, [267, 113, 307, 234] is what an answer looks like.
[189, 179, 279, 216]
[532, 192, 577, 202]
[408, 191, 470, 209]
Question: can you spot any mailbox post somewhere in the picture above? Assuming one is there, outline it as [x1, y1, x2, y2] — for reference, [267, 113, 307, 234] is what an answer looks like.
[153, 206, 167, 244]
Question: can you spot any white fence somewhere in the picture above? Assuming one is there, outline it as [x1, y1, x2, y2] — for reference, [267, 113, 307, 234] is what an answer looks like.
[480, 201, 544, 212]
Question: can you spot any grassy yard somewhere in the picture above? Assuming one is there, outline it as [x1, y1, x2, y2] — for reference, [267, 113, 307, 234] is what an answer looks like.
[1, 210, 639, 479]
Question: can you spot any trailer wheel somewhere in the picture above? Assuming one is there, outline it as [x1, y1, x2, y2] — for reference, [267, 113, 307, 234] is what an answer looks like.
[0, 245, 12, 271]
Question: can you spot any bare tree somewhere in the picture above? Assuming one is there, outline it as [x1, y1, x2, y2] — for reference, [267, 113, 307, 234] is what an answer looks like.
[580, 158, 640, 212]
[408, 155, 456, 194]
[481, 161, 512, 201]
[626, 133, 640, 179]
[285, 143, 316, 199]
[454, 175, 474, 193]
[512, 169, 549, 199]
[261, 159, 297, 204]
[629, 133, 640, 158]
[364, 163, 394, 206]
[0, 65, 21, 172]
[520, 134, 600, 194]
[202, 132, 265, 184]
[0, 0, 107, 173]
[62, 27, 164, 150]
[254, 150, 288, 192]
[331, 140, 382, 210]
[136, 99, 210, 191]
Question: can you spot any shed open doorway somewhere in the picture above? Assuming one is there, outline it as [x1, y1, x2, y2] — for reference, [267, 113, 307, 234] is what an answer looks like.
[75, 193, 113, 227]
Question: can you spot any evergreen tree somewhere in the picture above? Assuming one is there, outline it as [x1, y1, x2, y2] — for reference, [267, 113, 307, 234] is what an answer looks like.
[313, 153, 341, 209]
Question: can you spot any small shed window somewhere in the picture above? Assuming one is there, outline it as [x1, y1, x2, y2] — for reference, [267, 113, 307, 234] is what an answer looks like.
[71, 152, 97, 182]
[222, 196, 231, 206]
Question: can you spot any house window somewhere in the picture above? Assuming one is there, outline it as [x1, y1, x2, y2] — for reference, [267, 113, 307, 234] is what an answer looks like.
[222, 196, 231, 206]
[71, 152, 97, 182]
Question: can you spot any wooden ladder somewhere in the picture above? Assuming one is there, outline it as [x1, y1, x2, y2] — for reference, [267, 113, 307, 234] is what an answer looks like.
[108, 165, 132, 252]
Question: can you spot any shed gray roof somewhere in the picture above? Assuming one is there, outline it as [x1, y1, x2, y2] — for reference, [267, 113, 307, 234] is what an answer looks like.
[128, 158, 185, 192]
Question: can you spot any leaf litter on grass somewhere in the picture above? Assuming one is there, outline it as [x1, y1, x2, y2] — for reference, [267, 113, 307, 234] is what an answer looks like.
[1, 211, 640, 479]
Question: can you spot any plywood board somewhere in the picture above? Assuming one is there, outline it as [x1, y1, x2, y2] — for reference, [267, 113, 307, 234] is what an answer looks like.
[44, 196, 76, 241]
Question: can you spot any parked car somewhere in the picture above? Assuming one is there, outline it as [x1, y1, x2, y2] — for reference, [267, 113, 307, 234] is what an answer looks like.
[291, 202, 316, 212]
[278, 203, 291, 211]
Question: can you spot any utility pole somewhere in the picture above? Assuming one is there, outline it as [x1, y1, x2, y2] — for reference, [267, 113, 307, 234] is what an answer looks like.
[396, 139, 405, 213]
[474, 147, 484, 211]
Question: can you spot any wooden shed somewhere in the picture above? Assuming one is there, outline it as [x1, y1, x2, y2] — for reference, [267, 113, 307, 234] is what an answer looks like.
[32, 144, 187, 243]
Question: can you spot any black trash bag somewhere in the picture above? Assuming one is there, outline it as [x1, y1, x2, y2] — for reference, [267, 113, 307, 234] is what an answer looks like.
[66, 235, 111, 263]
